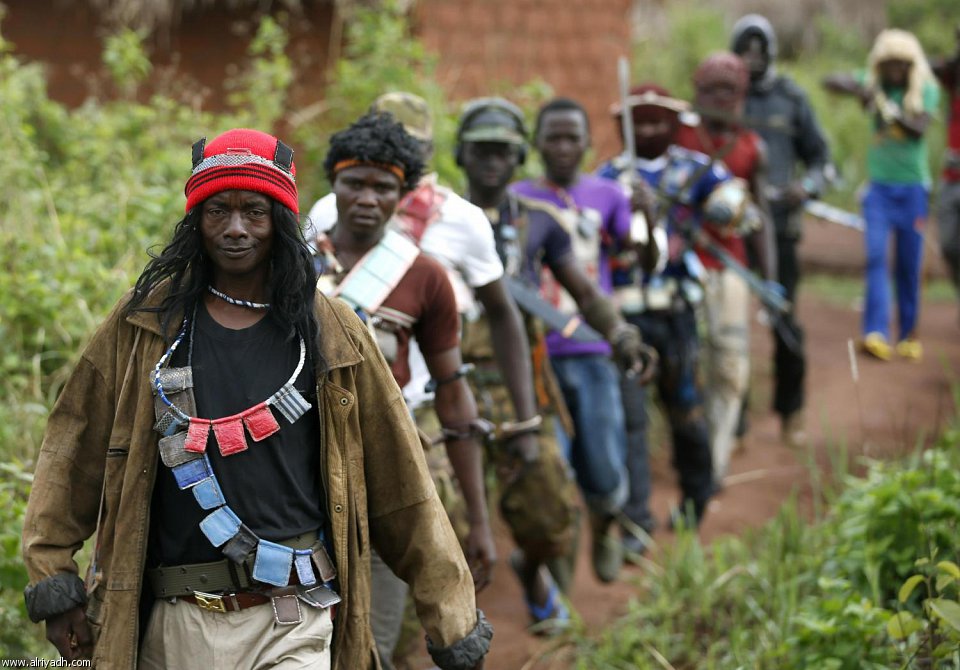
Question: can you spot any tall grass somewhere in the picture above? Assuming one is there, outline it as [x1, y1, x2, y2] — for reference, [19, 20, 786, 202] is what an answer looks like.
[542, 441, 960, 670]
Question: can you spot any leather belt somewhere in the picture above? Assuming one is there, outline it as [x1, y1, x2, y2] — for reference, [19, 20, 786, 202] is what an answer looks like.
[180, 590, 271, 613]
[147, 530, 321, 598]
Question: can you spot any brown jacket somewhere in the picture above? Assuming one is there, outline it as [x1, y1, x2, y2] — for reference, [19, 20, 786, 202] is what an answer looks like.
[22, 288, 478, 669]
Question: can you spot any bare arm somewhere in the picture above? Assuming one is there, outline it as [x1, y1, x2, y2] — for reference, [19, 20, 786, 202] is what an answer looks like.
[747, 141, 777, 282]
[823, 72, 930, 138]
[426, 346, 496, 592]
[628, 178, 662, 275]
[551, 258, 608, 318]
[474, 278, 541, 460]
[551, 259, 656, 383]
[932, 25, 960, 86]
[894, 111, 932, 139]
[822, 73, 869, 102]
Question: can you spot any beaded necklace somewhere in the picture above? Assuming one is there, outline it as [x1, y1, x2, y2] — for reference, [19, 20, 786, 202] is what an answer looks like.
[152, 311, 311, 455]
[150, 309, 326, 588]
[207, 285, 271, 310]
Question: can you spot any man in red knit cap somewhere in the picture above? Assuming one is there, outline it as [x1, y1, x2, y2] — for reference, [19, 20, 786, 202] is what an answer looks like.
[21, 127, 491, 670]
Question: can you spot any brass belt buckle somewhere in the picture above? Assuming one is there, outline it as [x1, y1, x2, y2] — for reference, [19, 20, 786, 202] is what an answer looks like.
[193, 591, 227, 613]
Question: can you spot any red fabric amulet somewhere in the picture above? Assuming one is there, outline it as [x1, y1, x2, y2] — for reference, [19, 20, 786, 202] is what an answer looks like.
[243, 403, 280, 442]
[213, 418, 249, 456]
[184, 420, 212, 454]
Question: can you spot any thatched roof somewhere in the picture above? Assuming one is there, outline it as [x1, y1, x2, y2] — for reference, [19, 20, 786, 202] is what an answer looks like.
[78, 0, 357, 31]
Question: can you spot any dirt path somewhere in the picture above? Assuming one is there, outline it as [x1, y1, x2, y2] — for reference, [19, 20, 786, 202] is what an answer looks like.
[404, 269, 960, 670]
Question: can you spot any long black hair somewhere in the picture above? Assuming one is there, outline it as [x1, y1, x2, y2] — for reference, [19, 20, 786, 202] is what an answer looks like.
[126, 201, 325, 374]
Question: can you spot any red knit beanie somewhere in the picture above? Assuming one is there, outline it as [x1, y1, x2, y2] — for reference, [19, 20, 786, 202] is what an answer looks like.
[184, 128, 299, 214]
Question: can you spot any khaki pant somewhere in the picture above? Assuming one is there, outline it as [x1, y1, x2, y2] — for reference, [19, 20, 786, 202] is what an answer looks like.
[370, 549, 409, 670]
[703, 267, 751, 481]
[138, 598, 333, 670]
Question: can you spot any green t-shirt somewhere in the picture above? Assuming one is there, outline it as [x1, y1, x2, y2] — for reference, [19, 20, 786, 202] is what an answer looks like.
[857, 70, 940, 185]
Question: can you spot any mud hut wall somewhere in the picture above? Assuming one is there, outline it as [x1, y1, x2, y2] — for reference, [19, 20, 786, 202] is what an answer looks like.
[413, 0, 634, 165]
[2, 0, 335, 109]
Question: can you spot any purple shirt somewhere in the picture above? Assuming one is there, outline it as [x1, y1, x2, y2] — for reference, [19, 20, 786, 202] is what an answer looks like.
[511, 175, 631, 358]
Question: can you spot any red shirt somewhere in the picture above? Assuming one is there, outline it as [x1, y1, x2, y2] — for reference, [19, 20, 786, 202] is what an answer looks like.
[675, 123, 762, 271]
[947, 94, 960, 183]
[379, 253, 460, 388]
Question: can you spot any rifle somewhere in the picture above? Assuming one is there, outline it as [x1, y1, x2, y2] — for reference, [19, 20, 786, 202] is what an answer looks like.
[691, 230, 790, 315]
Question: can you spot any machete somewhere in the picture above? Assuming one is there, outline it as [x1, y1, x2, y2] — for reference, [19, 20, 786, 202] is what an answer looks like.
[504, 276, 605, 344]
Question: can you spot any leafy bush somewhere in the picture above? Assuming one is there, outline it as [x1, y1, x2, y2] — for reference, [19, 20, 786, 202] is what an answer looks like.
[889, 558, 960, 667]
[0, 463, 47, 660]
[559, 437, 960, 669]
[825, 449, 960, 606]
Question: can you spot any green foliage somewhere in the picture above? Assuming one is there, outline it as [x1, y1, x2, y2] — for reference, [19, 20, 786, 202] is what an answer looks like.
[825, 449, 960, 605]
[292, 0, 552, 201]
[0, 47, 213, 464]
[631, 2, 729, 103]
[888, 558, 960, 665]
[226, 15, 294, 129]
[888, 0, 959, 56]
[102, 29, 152, 97]
[0, 462, 47, 659]
[560, 440, 960, 669]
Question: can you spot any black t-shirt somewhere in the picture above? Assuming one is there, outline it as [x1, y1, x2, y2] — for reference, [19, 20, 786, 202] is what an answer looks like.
[148, 302, 325, 566]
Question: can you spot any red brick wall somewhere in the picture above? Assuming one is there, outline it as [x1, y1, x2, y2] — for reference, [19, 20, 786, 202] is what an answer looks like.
[413, 0, 633, 166]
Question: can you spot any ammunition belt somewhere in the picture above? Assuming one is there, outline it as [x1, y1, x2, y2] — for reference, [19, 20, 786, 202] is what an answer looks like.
[147, 530, 319, 598]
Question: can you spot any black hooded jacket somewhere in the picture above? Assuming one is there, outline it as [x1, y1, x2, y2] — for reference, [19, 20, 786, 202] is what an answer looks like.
[732, 15, 831, 234]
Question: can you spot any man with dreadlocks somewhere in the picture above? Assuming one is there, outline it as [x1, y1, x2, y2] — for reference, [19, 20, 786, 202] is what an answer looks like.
[315, 111, 495, 669]
[824, 29, 940, 362]
[732, 14, 832, 447]
[20, 128, 491, 670]
[675, 52, 778, 486]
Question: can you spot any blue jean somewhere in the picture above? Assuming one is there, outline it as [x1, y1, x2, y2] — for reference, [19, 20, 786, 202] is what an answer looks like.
[550, 354, 628, 515]
[861, 182, 928, 341]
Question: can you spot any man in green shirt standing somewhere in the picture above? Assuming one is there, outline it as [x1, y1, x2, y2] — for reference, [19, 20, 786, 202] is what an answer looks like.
[824, 28, 940, 361]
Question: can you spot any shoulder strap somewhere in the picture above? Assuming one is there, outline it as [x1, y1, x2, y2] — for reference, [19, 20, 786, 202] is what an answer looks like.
[395, 180, 449, 244]
[517, 193, 568, 225]
[331, 230, 420, 314]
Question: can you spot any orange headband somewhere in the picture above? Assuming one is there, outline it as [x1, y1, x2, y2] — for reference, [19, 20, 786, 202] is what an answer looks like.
[332, 159, 405, 182]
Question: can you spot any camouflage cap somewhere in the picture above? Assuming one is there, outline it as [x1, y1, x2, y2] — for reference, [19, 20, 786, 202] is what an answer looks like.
[458, 97, 527, 146]
[371, 92, 433, 142]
